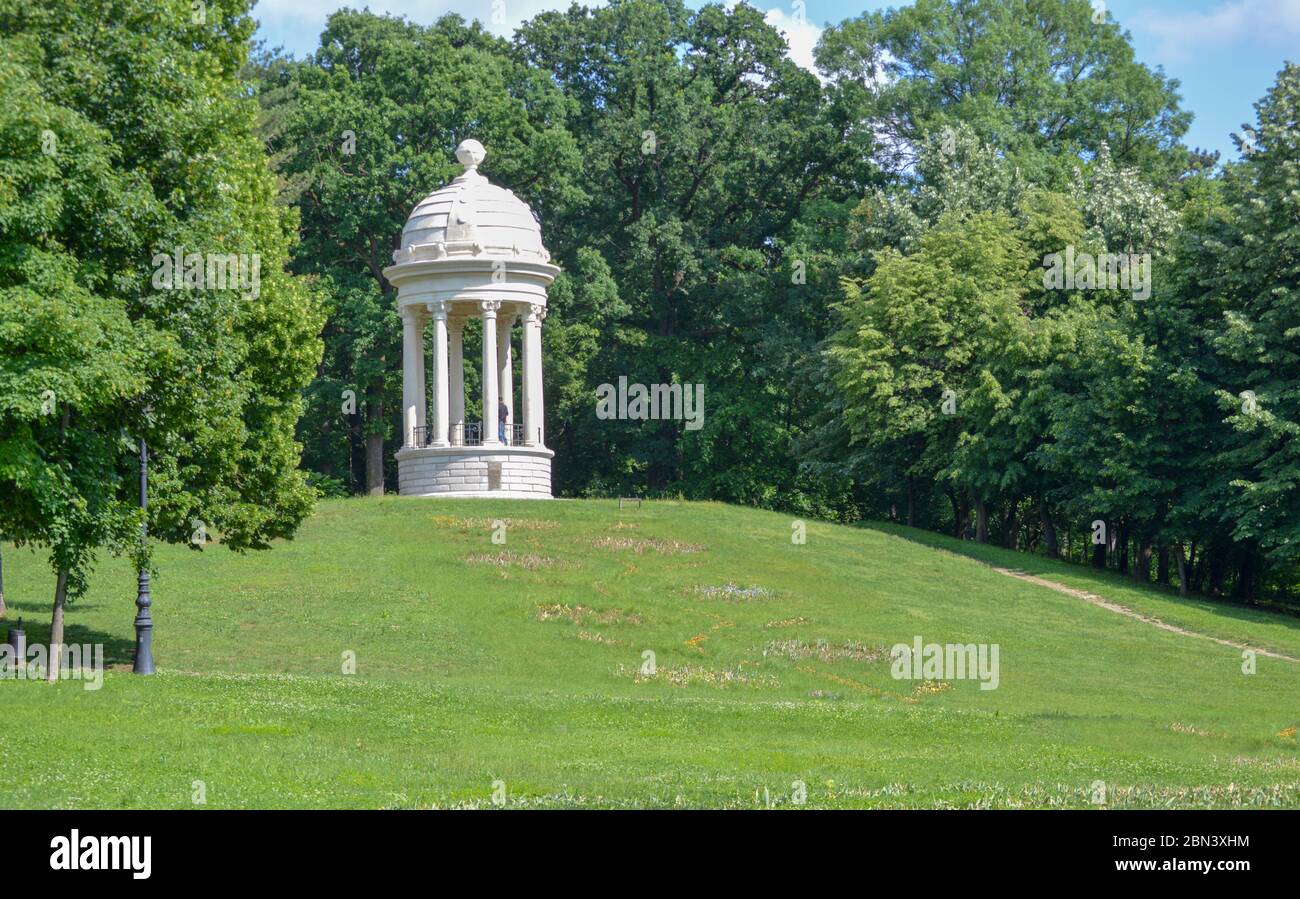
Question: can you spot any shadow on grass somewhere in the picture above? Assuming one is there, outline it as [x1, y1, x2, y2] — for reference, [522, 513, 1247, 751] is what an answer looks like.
[1, 596, 137, 668]
[859, 521, 1300, 637]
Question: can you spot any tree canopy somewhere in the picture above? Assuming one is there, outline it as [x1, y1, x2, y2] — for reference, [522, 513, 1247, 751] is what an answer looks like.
[0, 0, 324, 661]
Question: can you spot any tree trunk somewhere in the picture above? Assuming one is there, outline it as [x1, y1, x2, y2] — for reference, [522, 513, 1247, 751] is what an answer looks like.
[1038, 500, 1058, 558]
[1156, 544, 1170, 585]
[1188, 542, 1204, 593]
[905, 479, 915, 528]
[1002, 501, 1018, 549]
[365, 431, 384, 496]
[46, 404, 71, 680]
[1117, 522, 1129, 575]
[364, 380, 384, 496]
[1132, 538, 1153, 583]
[349, 409, 364, 493]
[1174, 542, 1188, 596]
[47, 567, 68, 683]
[1091, 529, 1107, 568]
[1233, 550, 1255, 600]
[974, 497, 989, 543]
[1208, 548, 1227, 596]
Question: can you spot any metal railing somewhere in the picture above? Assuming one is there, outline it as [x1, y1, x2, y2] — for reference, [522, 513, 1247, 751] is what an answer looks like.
[412, 422, 537, 447]
[450, 422, 482, 446]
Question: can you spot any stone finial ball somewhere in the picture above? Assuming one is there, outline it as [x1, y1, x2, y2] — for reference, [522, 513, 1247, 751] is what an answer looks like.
[455, 139, 486, 170]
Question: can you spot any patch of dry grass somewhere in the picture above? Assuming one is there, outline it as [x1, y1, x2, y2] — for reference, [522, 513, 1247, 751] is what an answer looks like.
[590, 536, 704, 555]
[465, 551, 557, 570]
[762, 638, 892, 664]
[577, 630, 629, 647]
[692, 583, 773, 601]
[765, 617, 809, 628]
[534, 603, 643, 625]
[614, 663, 778, 689]
[433, 514, 560, 532]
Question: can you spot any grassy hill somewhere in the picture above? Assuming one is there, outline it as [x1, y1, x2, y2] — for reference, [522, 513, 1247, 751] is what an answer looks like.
[2, 498, 1298, 809]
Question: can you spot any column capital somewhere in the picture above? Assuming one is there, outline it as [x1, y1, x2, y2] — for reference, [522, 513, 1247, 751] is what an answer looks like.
[400, 303, 423, 322]
[524, 303, 548, 324]
[479, 299, 503, 317]
[425, 300, 449, 321]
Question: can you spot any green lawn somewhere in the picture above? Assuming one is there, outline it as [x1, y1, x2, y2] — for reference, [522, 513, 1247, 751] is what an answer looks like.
[1, 497, 1298, 808]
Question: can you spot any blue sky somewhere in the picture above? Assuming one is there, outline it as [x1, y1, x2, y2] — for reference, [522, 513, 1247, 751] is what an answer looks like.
[251, 0, 1299, 161]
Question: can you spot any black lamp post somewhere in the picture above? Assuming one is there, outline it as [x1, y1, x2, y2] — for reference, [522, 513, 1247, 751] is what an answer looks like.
[132, 434, 154, 675]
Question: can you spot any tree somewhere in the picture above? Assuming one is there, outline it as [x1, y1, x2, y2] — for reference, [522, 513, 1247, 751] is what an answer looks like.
[817, 0, 1192, 186]
[829, 211, 1032, 542]
[818, 127, 1066, 536]
[850, 122, 1029, 259]
[1033, 139, 1187, 579]
[1032, 300, 1176, 575]
[0, 0, 323, 675]
[1207, 63, 1300, 572]
[517, 0, 877, 506]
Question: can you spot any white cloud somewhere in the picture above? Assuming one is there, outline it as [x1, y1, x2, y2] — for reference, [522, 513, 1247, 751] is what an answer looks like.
[763, 6, 825, 76]
[1132, 0, 1300, 60]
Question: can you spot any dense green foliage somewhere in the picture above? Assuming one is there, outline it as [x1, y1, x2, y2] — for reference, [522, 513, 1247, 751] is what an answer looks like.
[0, 0, 323, 647]
[825, 61, 1300, 602]
[514, 0, 877, 508]
[816, 0, 1193, 183]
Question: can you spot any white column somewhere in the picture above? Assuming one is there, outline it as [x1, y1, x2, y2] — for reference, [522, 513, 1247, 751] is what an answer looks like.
[426, 301, 449, 446]
[400, 305, 425, 446]
[449, 319, 465, 445]
[480, 300, 501, 446]
[522, 303, 546, 447]
[497, 312, 514, 443]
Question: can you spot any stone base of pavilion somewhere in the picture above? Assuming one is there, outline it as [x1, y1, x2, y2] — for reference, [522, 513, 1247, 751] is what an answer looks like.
[395, 444, 553, 498]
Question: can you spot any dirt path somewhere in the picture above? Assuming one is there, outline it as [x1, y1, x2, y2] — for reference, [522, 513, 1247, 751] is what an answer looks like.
[990, 566, 1300, 664]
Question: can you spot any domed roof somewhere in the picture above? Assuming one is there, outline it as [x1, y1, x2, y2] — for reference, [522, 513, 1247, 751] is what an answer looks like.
[395, 140, 551, 265]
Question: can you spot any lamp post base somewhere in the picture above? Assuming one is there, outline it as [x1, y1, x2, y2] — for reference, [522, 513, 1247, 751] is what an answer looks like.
[133, 569, 154, 675]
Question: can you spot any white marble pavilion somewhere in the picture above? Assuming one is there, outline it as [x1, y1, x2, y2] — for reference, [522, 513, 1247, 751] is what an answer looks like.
[384, 140, 556, 497]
